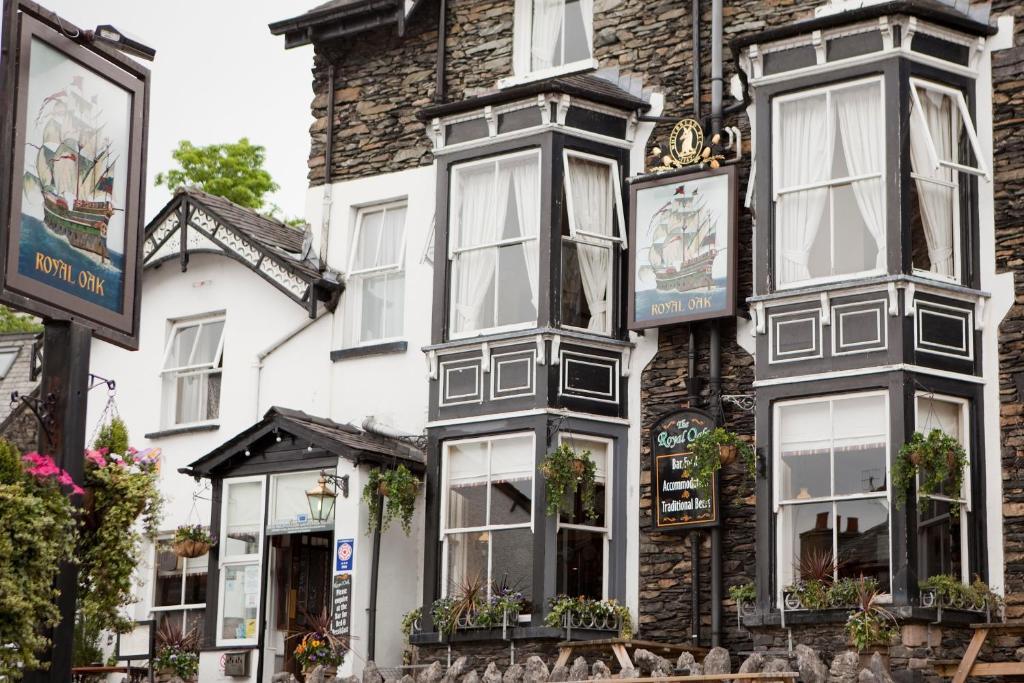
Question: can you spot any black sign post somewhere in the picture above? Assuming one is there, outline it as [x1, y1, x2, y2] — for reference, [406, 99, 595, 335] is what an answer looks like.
[651, 408, 720, 530]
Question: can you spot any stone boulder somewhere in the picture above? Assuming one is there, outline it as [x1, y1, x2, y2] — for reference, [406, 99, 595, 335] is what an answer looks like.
[443, 657, 469, 683]
[865, 653, 893, 683]
[400, 676, 417, 683]
[703, 647, 732, 675]
[634, 649, 674, 676]
[615, 667, 637, 679]
[677, 652, 702, 676]
[592, 661, 612, 680]
[523, 656, 549, 683]
[272, 674, 298, 683]
[549, 665, 569, 682]
[503, 664, 524, 683]
[795, 644, 829, 683]
[364, 662, 384, 683]
[737, 653, 765, 678]
[419, 661, 445, 683]
[483, 663, 503, 683]
[462, 671, 479, 683]
[569, 657, 590, 681]
[829, 652, 860, 683]
[765, 659, 790, 674]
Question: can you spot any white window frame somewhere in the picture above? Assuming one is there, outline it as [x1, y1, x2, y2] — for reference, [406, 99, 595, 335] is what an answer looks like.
[159, 315, 226, 428]
[440, 432, 535, 615]
[217, 475, 265, 647]
[346, 200, 408, 346]
[561, 150, 625, 336]
[771, 76, 887, 290]
[507, 0, 595, 85]
[908, 78, 988, 284]
[150, 535, 208, 634]
[556, 432, 612, 599]
[448, 150, 542, 339]
[773, 390, 892, 603]
[914, 392, 971, 583]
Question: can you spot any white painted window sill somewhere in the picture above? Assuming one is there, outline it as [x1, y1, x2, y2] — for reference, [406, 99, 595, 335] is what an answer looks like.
[497, 58, 599, 90]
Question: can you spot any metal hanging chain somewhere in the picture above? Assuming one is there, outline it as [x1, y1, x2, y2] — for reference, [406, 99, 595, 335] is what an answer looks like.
[87, 384, 120, 450]
[186, 481, 212, 526]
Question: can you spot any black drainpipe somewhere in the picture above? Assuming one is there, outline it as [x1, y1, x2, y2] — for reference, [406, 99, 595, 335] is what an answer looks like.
[367, 492, 384, 661]
[434, 0, 447, 103]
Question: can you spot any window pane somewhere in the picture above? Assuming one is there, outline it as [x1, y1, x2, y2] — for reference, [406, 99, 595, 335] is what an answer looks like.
[0, 349, 19, 379]
[355, 210, 384, 270]
[558, 436, 608, 526]
[557, 528, 603, 600]
[193, 321, 224, 365]
[450, 248, 497, 334]
[562, 0, 590, 64]
[836, 499, 890, 593]
[918, 396, 962, 440]
[271, 471, 329, 528]
[165, 324, 198, 369]
[447, 441, 487, 529]
[207, 373, 221, 421]
[778, 401, 831, 500]
[225, 481, 262, 556]
[446, 530, 488, 594]
[833, 395, 887, 495]
[780, 502, 833, 588]
[832, 183, 878, 276]
[776, 189, 830, 285]
[360, 274, 388, 342]
[918, 499, 962, 581]
[561, 240, 589, 328]
[379, 207, 406, 266]
[175, 374, 202, 425]
[184, 554, 208, 604]
[491, 528, 533, 606]
[496, 242, 537, 327]
[489, 436, 533, 526]
[154, 541, 184, 607]
[221, 564, 260, 640]
[185, 609, 205, 642]
[385, 273, 404, 338]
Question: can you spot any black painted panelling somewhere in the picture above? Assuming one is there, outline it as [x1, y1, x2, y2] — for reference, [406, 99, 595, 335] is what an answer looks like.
[441, 358, 482, 404]
[498, 107, 542, 134]
[827, 32, 883, 61]
[912, 33, 971, 66]
[769, 309, 821, 363]
[561, 350, 618, 401]
[915, 300, 972, 360]
[445, 117, 489, 145]
[491, 351, 535, 399]
[763, 45, 817, 75]
[833, 300, 887, 355]
[564, 107, 628, 139]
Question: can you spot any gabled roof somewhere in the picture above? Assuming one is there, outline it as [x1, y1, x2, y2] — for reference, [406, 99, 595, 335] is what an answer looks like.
[182, 406, 425, 479]
[417, 73, 651, 121]
[269, 0, 399, 49]
[143, 188, 341, 314]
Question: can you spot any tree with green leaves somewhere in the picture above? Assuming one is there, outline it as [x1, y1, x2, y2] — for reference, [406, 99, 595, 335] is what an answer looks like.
[155, 138, 279, 210]
[0, 305, 41, 333]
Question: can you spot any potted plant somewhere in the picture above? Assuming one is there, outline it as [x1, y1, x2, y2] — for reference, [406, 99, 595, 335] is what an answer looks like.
[540, 444, 597, 521]
[688, 428, 756, 486]
[292, 609, 347, 679]
[361, 465, 419, 535]
[544, 595, 633, 639]
[728, 581, 756, 618]
[172, 524, 213, 559]
[154, 621, 200, 683]
[892, 429, 968, 515]
[844, 577, 897, 666]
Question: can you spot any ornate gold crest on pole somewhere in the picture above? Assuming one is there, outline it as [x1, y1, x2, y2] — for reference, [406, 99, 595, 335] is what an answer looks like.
[647, 118, 726, 173]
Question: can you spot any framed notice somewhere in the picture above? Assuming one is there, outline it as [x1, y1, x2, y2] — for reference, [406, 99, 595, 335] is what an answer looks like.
[0, 3, 149, 348]
[650, 408, 719, 530]
[628, 165, 737, 329]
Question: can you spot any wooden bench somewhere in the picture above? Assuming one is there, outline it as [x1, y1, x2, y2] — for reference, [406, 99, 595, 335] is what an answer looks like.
[71, 665, 149, 682]
[932, 622, 1024, 683]
[591, 674, 798, 683]
[553, 638, 709, 672]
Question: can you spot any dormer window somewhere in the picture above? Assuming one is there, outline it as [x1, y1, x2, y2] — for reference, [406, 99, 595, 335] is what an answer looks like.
[909, 78, 987, 283]
[772, 77, 886, 289]
[512, 0, 593, 80]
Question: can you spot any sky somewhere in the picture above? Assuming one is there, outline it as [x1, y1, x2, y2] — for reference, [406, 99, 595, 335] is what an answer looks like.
[2, 1, 317, 223]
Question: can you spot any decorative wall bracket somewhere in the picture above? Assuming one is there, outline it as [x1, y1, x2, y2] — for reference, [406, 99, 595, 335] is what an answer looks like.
[10, 390, 57, 444]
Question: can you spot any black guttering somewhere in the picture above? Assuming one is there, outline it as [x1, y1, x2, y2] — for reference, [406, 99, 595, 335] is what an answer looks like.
[731, 0, 996, 50]
[416, 75, 651, 121]
[268, 0, 399, 49]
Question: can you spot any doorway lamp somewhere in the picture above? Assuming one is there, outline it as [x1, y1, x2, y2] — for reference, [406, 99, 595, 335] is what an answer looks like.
[305, 470, 350, 524]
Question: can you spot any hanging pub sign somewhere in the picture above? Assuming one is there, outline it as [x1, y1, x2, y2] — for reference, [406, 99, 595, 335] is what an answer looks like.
[651, 408, 719, 530]
[0, 1, 150, 349]
[628, 165, 737, 329]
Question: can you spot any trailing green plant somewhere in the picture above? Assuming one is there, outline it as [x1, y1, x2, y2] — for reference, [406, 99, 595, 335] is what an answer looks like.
[844, 577, 897, 652]
[154, 620, 200, 681]
[920, 574, 1001, 611]
[688, 428, 756, 486]
[361, 465, 419, 535]
[0, 442, 79, 680]
[892, 429, 968, 516]
[76, 421, 163, 646]
[827, 577, 871, 608]
[540, 443, 597, 521]
[429, 576, 527, 636]
[174, 524, 213, 544]
[544, 595, 634, 639]
[400, 607, 421, 665]
[728, 582, 756, 604]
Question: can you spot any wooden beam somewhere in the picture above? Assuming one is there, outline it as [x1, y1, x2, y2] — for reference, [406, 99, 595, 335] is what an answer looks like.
[952, 627, 989, 683]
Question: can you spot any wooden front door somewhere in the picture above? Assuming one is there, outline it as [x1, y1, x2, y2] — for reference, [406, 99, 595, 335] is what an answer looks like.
[272, 532, 332, 676]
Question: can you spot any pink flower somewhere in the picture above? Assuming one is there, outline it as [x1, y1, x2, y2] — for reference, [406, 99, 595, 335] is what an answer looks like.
[85, 450, 107, 468]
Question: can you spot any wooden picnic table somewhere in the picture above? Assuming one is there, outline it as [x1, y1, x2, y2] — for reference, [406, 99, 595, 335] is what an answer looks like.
[71, 665, 149, 682]
[932, 622, 1024, 683]
[585, 674, 799, 683]
[553, 638, 709, 672]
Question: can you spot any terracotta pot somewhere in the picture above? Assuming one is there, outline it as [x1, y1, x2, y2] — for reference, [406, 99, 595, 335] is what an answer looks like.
[378, 481, 390, 497]
[718, 443, 738, 466]
[173, 539, 210, 559]
[946, 449, 958, 468]
[908, 449, 924, 467]
[570, 458, 587, 478]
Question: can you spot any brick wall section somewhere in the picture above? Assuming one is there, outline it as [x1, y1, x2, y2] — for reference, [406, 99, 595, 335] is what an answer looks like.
[992, 0, 1024, 619]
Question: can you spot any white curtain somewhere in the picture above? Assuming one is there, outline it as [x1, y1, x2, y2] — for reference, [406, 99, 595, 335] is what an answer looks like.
[451, 168, 499, 334]
[531, 0, 564, 70]
[835, 86, 886, 271]
[378, 206, 406, 268]
[777, 96, 832, 285]
[505, 160, 540, 312]
[909, 89, 956, 277]
[579, 0, 594, 56]
[568, 158, 613, 331]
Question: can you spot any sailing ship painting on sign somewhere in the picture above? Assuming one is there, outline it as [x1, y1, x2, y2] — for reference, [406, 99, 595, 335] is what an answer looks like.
[628, 166, 736, 328]
[18, 39, 130, 313]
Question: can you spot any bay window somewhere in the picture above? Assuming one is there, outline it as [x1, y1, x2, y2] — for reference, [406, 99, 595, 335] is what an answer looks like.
[152, 538, 207, 640]
[347, 202, 406, 346]
[513, 0, 593, 77]
[556, 434, 610, 600]
[218, 477, 264, 644]
[772, 78, 885, 288]
[561, 152, 624, 334]
[908, 79, 987, 282]
[441, 433, 534, 609]
[448, 151, 540, 337]
[915, 394, 970, 582]
[161, 316, 225, 427]
[775, 392, 890, 595]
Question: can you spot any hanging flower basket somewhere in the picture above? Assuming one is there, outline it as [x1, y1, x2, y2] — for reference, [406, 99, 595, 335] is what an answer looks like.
[173, 524, 214, 558]
[570, 457, 588, 478]
[172, 539, 210, 559]
[362, 465, 420, 535]
[540, 444, 598, 521]
[718, 443, 738, 466]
